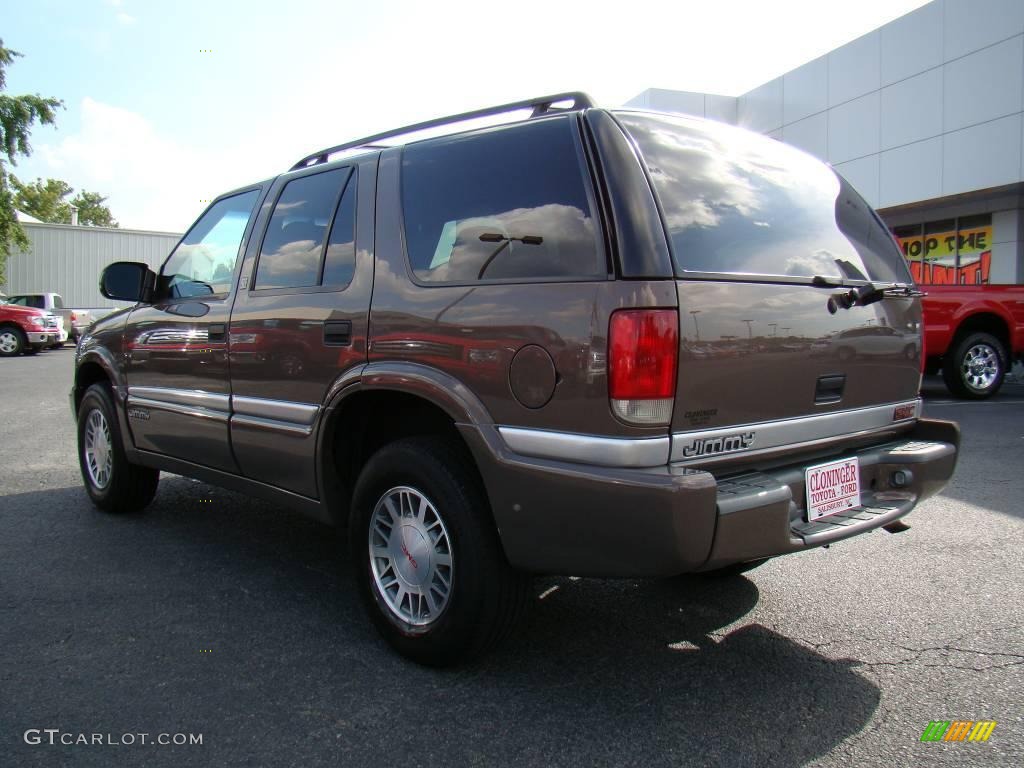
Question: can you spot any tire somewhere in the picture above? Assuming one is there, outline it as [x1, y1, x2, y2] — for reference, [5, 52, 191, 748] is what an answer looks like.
[77, 383, 160, 513]
[349, 436, 531, 666]
[0, 326, 26, 356]
[942, 332, 1007, 399]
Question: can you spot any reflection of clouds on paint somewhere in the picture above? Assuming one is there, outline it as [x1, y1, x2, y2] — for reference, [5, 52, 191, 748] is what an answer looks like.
[418, 203, 598, 282]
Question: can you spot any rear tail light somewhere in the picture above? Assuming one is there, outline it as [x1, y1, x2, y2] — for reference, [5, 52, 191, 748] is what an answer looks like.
[71, 311, 77, 322]
[608, 309, 678, 425]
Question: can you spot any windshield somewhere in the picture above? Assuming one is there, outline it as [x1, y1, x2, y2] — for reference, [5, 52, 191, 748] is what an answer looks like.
[616, 112, 912, 285]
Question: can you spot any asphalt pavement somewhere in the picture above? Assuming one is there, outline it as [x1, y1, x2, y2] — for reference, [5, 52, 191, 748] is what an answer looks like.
[1, 349, 1021, 767]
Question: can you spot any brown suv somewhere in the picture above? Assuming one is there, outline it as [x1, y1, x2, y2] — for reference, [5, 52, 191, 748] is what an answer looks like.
[72, 93, 959, 666]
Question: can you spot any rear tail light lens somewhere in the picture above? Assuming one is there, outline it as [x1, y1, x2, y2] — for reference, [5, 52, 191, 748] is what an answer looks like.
[609, 309, 678, 425]
[71, 311, 77, 322]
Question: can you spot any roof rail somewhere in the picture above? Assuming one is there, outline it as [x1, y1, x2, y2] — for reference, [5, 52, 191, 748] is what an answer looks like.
[289, 91, 595, 172]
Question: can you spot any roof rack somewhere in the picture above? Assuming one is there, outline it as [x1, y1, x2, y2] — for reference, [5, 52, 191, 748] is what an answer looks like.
[289, 91, 595, 172]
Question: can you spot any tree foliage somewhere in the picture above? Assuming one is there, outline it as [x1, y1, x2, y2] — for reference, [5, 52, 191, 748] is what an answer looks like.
[11, 176, 72, 222]
[71, 190, 118, 228]
[12, 176, 118, 227]
[0, 40, 63, 283]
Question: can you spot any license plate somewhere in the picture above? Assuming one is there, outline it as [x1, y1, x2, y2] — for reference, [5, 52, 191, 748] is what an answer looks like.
[805, 457, 861, 521]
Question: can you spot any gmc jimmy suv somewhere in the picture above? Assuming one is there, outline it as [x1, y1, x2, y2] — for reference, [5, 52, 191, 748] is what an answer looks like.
[72, 93, 959, 665]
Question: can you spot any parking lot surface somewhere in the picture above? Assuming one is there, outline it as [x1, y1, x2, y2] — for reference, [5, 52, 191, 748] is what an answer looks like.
[1, 349, 1022, 767]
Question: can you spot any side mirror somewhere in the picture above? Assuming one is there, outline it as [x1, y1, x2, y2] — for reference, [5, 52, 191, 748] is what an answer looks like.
[100, 262, 156, 303]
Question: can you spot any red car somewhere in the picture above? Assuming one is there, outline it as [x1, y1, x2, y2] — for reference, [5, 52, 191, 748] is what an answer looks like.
[0, 301, 66, 356]
[921, 285, 1024, 398]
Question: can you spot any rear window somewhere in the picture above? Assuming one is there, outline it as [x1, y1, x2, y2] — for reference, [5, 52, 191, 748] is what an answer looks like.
[617, 112, 911, 284]
[401, 116, 603, 283]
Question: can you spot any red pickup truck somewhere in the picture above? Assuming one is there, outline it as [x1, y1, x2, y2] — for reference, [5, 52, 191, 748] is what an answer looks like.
[0, 302, 66, 356]
[923, 285, 1024, 398]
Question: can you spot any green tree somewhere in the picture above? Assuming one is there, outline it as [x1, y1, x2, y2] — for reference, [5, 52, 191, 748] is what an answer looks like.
[12, 177, 118, 227]
[71, 189, 118, 228]
[11, 176, 72, 223]
[0, 40, 62, 283]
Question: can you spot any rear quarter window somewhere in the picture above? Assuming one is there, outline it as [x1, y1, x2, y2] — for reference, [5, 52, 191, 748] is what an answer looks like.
[616, 112, 911, 285]
[401, 116, 604, 284]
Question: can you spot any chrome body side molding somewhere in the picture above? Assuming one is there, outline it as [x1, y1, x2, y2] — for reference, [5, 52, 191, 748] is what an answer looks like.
[498, 427, 671, 468]
[126, 387, 320, 434]
[231, 395, 319, 426]
[129, 386, 230, 413]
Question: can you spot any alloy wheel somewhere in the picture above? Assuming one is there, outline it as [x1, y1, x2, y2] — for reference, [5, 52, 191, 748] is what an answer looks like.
[368, 486, 453, 627]
[961, 343, 999, 391]
[84, 409, 114, 489]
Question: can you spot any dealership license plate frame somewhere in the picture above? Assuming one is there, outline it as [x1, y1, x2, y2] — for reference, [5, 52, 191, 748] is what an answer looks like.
[805, 456, 861, 521]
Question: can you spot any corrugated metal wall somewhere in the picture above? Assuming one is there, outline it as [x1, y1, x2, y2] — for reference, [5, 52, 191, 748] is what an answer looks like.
[2, 223, 182, 310]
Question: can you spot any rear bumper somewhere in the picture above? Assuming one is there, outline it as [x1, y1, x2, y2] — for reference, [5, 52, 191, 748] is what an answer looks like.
[462, 418, 959, 577]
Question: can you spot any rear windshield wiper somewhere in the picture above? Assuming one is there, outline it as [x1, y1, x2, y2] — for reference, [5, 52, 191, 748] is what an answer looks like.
[826, 282, 926, 314]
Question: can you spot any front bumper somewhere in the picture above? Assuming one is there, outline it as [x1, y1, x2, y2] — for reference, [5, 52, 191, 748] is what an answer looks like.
[26, 331, 58, 345]
[462, 418, 959, 577]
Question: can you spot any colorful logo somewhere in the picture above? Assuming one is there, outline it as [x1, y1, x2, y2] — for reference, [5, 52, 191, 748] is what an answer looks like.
[920, 721, 997, 742]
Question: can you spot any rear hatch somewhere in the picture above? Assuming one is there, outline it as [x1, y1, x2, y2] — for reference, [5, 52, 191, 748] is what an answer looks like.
[616, 111, 921, 466]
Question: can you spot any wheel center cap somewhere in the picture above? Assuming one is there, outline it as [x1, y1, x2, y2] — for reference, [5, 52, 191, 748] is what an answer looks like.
[394, 525, 430, 586]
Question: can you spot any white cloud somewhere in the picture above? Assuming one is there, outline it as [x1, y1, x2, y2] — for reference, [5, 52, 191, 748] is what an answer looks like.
[35, 98, 284, 232]
[116, 12, 136, 25]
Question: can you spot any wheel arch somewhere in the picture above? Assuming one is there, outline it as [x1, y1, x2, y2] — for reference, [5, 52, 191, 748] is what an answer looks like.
[72, 349, 125, 413]
[316, 362, 494, 529]
[949, 311, 1010, 360]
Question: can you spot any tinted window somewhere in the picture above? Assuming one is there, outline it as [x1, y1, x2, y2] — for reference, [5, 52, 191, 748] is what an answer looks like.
[401, 117, 602, 283]
[618, 112, 911, 284]
[10, 295, 44, 309]
[322, 171, 357, 288]
[162, 190, 260, 298]
[255, 168, 348, 290]
[52, 295, 64, 309]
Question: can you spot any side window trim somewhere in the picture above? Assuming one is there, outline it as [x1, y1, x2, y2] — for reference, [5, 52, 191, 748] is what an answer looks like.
[249, 164, 353, 295]
[397, 116, 610, 288]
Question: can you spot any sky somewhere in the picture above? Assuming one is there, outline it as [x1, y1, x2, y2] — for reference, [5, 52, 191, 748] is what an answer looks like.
[3, 0, 931, 233]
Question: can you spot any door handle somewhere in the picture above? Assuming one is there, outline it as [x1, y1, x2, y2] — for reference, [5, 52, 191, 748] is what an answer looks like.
[814, 374, 845, 404]
[208, 323, 226, 342]
[324, 320, 352, 346]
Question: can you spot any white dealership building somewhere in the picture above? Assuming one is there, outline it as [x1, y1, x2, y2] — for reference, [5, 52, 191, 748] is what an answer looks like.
[628, 0, 1024, 286]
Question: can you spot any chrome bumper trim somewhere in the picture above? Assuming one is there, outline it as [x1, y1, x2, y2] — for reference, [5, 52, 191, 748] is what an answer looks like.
[670, 399, 922, 465]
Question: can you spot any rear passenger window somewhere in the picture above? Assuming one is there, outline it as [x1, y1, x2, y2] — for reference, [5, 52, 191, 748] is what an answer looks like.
[401, 117, 603, 283]
[255, 168, 349, 290]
